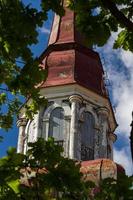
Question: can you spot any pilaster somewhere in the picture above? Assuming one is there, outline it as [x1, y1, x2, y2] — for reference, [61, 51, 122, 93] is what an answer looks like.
[94, 124, 101, 159]
[97, 107, 109, 158]
[17, 118, 27, 153]
[109, 132, 117, 160]
[64, 115, 71, 157]
[69, 94, 83, 159]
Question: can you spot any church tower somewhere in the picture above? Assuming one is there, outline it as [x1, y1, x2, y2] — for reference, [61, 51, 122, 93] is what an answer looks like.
[17, 0, 117, 163]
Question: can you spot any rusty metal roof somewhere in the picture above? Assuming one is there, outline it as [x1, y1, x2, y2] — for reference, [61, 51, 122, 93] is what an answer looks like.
[39, 1, 107, 97]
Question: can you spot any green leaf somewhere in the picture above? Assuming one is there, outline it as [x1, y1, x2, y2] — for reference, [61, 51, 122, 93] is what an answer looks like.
[3, 41, 10, 53]
[7, 179, 20, 194]
[7, 147, 16, 156]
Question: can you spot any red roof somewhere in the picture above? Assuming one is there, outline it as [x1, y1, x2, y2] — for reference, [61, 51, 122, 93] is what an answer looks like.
[39, 1, 107, 97]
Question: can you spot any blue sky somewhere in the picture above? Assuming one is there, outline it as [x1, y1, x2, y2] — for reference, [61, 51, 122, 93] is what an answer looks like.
[0, 0, 133, 175]
[0, 0, 53, 157]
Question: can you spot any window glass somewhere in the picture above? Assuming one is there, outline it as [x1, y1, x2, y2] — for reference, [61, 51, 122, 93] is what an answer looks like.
[49, 107, 64, 142]
[81, 112, 95, 160]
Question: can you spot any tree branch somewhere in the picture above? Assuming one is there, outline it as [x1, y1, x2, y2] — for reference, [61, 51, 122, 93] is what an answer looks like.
[101, 0, 133, 32]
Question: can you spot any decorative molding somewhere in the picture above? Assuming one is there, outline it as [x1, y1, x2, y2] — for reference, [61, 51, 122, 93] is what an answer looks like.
[97, 107, 109, 118]
[17, 118, 27, 127]
[39, 83, 117, 132]
[69, 94, 83, 104]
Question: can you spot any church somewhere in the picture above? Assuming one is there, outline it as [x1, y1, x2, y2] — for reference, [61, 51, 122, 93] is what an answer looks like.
[17, 0, 124, 181]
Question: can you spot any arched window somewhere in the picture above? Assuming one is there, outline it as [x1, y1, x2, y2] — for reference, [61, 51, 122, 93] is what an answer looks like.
[81, 112, 95, 160]
[48, 107, 64, 145]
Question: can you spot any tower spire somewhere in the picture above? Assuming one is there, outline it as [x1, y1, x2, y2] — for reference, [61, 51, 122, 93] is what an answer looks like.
[40, 1, 108, 97]
[48, 0, 84, 46]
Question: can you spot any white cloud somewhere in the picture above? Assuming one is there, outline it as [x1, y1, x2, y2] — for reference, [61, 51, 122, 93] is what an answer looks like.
[114, 147, 133, 176]
[97, 34, 133, 137]
[120, 50, 133, 69]
[39, 27, 50, 34]
[110, 50, 133, 135]
[108, 67, 133, 135]
[97, 33, 133, 175]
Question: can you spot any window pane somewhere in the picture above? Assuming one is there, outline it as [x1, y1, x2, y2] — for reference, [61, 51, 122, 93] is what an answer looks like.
[81, 112, 95, 160]
[49, 107, 64, 141]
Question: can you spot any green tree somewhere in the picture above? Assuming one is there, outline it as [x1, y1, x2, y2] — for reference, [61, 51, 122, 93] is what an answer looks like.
[0, 138, 132, 200]
[0, 0, 133, 130]
[0, 138, 93, 199]
[69, 0, 133, 50]
[93, 174, 133, 200]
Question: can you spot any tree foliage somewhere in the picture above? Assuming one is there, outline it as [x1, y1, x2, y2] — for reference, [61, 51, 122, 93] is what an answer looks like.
[0, 0, 133, 130]
[68, 0, 133, 49]
[0, 0, 47, 130]
[94, 174, 133, 200]
[0, 138, 91, 199]
[0, 138, 132, 199]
